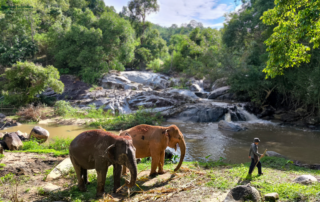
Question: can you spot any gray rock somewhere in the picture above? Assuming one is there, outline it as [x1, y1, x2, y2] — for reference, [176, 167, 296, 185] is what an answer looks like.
[101, 73, 142, 90]
[43, 183, 61, 193]
[3, 132, 23, 150]
[30, 126, 50, 143]
[293, 175, 317, 185]
[264, 193, 279, 201]
[208, 86, 231, 99]
[121, 71, 170, 89]
[216, 93, 237, 101]
[218, 120, 245, 132]
[194, 92, 209, 98]
[190, 84, 202, 92]
[177, 103, 227, 122]
[0, 113, 5, 119]
[266, 151, 288, 159]
[212, 78, 228, 91]
[167, 89, 199, 100]
[224, 184, 261, 202]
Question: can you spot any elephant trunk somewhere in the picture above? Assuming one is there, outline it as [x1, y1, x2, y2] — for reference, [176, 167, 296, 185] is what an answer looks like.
[126, 151, 137, 188]
[174, 138, 186, 171]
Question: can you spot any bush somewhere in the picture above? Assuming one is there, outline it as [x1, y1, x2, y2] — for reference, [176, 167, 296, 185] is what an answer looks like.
[146, 58, 164, 72]
[2, 61, 64, 106]
[16, 104, 52, 122]
[53, 100, 76, 116]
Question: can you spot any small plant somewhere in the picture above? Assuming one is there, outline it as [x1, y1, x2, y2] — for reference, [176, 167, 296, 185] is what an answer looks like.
[0, 154, 4, 159]
[37, 187, 45, 195]
[0, 163, 6, 170]
[25, 188, 31, 193]
[171, 154, 179, 163]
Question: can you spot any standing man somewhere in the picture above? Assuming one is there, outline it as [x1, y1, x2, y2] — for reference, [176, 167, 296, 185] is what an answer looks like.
[248, 138, 264, 176]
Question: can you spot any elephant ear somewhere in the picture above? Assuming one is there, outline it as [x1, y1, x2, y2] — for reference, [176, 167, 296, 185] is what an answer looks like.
[105, 144, 116, 161]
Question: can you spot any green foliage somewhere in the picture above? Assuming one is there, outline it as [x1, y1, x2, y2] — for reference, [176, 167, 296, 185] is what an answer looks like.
[261, 0, 320, 78]
[2, 61, 64, 106]
[53, 100, 76, 116]
[146, 58, 163, 72]
[90, 106, 164, 130]
[53, 9, 135, 83]
[0, 36, 38, 66]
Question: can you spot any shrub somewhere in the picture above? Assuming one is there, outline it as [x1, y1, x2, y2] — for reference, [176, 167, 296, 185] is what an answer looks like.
[16, 104, 52, 122]
[146, 58, 163, 72]
[53, 100, 76, 116]
[2, 61, 64, 106]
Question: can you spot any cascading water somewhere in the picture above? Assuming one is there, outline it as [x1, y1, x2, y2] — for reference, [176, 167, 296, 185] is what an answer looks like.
[224, 112, 232, 122]
[239, 109, 258, 121]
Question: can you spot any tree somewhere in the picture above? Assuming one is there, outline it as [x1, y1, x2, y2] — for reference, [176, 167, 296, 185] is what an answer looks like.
[53, 9, 135, 83]
[261, 0, 320, 78]
[2, 61, 64, 105]
[128, 0, 159, 44]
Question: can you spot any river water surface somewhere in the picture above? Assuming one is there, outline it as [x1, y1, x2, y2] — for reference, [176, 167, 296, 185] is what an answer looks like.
[3, 119, 320, 164]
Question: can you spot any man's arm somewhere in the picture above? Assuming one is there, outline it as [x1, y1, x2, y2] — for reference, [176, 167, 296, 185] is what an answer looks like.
[251, 144, 262, 157]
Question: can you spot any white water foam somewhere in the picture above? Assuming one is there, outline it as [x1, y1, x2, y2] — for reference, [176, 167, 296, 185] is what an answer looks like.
[224, 112, 232, 122]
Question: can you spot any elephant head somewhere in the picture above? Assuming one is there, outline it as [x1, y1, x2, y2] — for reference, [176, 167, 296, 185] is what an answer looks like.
[165, 125, 186, 171]
[106, 133, 137, 188]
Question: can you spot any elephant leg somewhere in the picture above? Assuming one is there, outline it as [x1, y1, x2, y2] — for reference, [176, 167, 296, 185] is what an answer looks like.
[71, 160, 86, 192]
[113, 164, 122, 193]
[150, 151, 160, 176]
[81, 168, 89, 185]
[157, 150, 165, 174]
[122, 165, 128, 176]
[96, 168, 108, 197]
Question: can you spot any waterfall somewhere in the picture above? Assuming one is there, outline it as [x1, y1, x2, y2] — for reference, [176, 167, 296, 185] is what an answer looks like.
[239, 109, 258, 121]
[224, 112, 231, 122]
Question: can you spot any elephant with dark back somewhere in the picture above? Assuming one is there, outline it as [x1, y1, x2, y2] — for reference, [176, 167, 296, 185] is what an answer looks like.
[69, 130, 137, 197]
[120, 124, 186, 176]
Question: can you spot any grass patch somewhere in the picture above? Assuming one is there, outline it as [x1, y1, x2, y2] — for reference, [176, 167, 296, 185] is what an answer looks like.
[13, 137, 72, 156]
[198, 156, 320, 201]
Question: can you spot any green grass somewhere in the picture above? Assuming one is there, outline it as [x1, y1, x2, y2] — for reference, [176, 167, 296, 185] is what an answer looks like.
[198, 157, 320, 201]
[12, 137, 72, 156]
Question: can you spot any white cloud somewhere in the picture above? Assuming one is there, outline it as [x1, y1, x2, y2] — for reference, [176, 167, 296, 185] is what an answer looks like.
[105, 0, 239, 28]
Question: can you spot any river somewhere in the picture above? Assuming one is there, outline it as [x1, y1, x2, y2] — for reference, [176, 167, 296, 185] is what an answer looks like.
[3, 118, 320, 165]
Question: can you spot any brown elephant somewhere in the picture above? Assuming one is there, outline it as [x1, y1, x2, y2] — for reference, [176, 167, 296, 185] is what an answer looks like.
[69, 130, 137, 197]
[119, 124, 186, 176]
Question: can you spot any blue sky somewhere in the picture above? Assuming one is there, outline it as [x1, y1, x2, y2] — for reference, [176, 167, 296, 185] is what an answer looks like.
[104, 0, 242, 28]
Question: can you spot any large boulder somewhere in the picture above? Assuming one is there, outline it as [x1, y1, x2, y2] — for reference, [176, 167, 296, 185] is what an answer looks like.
[224, 184, 261, 202]
[177, 103, 228, 122]
[194, 92, 209, 98]
[208, 86, 230, 99]
[211, 78, 228, 91]
[121, 71, 170, 89]
[3, 132, 23, 150]
[293, 175, 317, 185]
[46, 158, 73, 181]
[218, 120, 245, 132]
[101, 72, 142, 90]
[30, 126, 50, 143]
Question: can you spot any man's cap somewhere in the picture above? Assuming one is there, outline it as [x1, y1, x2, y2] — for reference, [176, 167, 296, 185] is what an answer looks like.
[254, 138, 260, 142]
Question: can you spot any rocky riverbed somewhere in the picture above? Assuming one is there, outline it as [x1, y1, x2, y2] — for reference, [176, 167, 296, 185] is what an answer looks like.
[41, 71, 319, 128]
